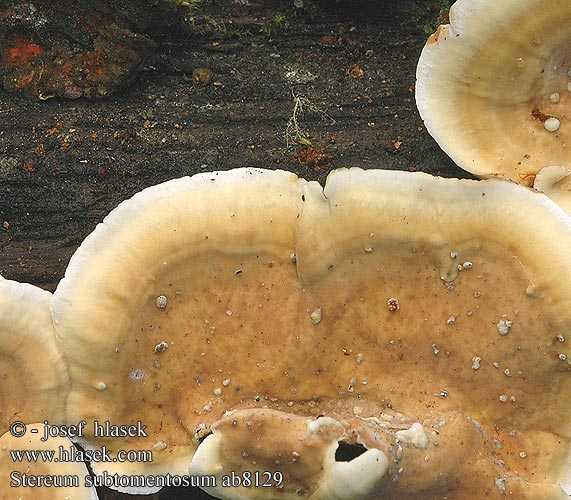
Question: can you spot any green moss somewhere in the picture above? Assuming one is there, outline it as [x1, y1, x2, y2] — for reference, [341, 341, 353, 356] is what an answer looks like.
[422, 1, 450, 36]
[259, 14, 286, 38]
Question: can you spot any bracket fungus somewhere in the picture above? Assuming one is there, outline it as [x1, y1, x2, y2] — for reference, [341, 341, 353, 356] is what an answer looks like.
[416, 0, 571, 213]
[0, 278, 73, 498]
[51, 168, 307, 491]
[0, 423, 99, 500]
[0, 276, 68, 432]
[41, 167, 571, 499]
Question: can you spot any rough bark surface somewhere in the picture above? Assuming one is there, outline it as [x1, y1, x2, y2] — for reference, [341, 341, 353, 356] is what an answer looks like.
[0, 1, 464, 498]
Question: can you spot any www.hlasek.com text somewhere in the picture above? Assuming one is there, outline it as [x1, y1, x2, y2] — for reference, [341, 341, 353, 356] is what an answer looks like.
[10, 443, 152, 463]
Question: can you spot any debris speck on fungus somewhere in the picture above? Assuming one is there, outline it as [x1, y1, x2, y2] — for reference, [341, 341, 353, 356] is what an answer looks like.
[129, 368, 146, 381]
[155, 295, 168, 309]
[387, 297, 400, 311]
[446, 315, 457, 325]
[153, 441, 168, 451]
[154, 341, 169, 353]
[310, 307, 322, 325]
[496, 316, 513, 336]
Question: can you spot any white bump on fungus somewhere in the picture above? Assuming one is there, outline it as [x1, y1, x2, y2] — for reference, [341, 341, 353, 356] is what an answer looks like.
[395, 423, 429, 450]
[310, 308, 322, 325]
[544, 117, 561, 132]
[496, 316, 513, 335]
[155, 295, 168, 309]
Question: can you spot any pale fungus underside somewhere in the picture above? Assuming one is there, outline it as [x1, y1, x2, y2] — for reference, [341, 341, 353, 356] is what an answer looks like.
[0, 277, 68, 435]
[0, 279, 79, 498]
[0, 424, 99, 500]
[42, 168, 571, 499]
[416, 0, 571, 213]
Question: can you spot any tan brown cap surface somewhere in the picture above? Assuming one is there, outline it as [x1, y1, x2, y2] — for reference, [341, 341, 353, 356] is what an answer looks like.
[50, 168, 306, 490]
[50, 168, 571, 498]
[295, 168, 571, 497]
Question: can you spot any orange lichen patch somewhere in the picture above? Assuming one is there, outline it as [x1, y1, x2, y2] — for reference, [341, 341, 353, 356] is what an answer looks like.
[346, 63, 364, 78]
[0, 3, 156, 99]
[291, 144, 333, 173]
[3, 35, 43, 67]
[83, 48, 108, 80]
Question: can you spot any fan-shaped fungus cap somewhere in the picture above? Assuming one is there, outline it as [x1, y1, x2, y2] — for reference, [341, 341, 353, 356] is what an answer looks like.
[0, 423, 98, 500]
[0, 277, 68, 432]
[50, 168, 306, 490]
[416, 0, 571, 212]
[291, 168, 571, 498]
[51, 168, 571, 498]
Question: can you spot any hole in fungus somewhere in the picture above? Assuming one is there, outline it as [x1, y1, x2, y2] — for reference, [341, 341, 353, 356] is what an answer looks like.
[335, 441, 367, 462]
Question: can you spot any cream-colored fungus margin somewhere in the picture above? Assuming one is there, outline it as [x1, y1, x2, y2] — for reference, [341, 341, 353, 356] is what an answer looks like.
[0, 423, 99, 500]
[0, 277, 68, 433]
[416, 0, 571, 213]
[49, 168, 571, 498]
[534, 166, 571, 213]
[51, 168, 305, 493]
[0, 278, 73, 498]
